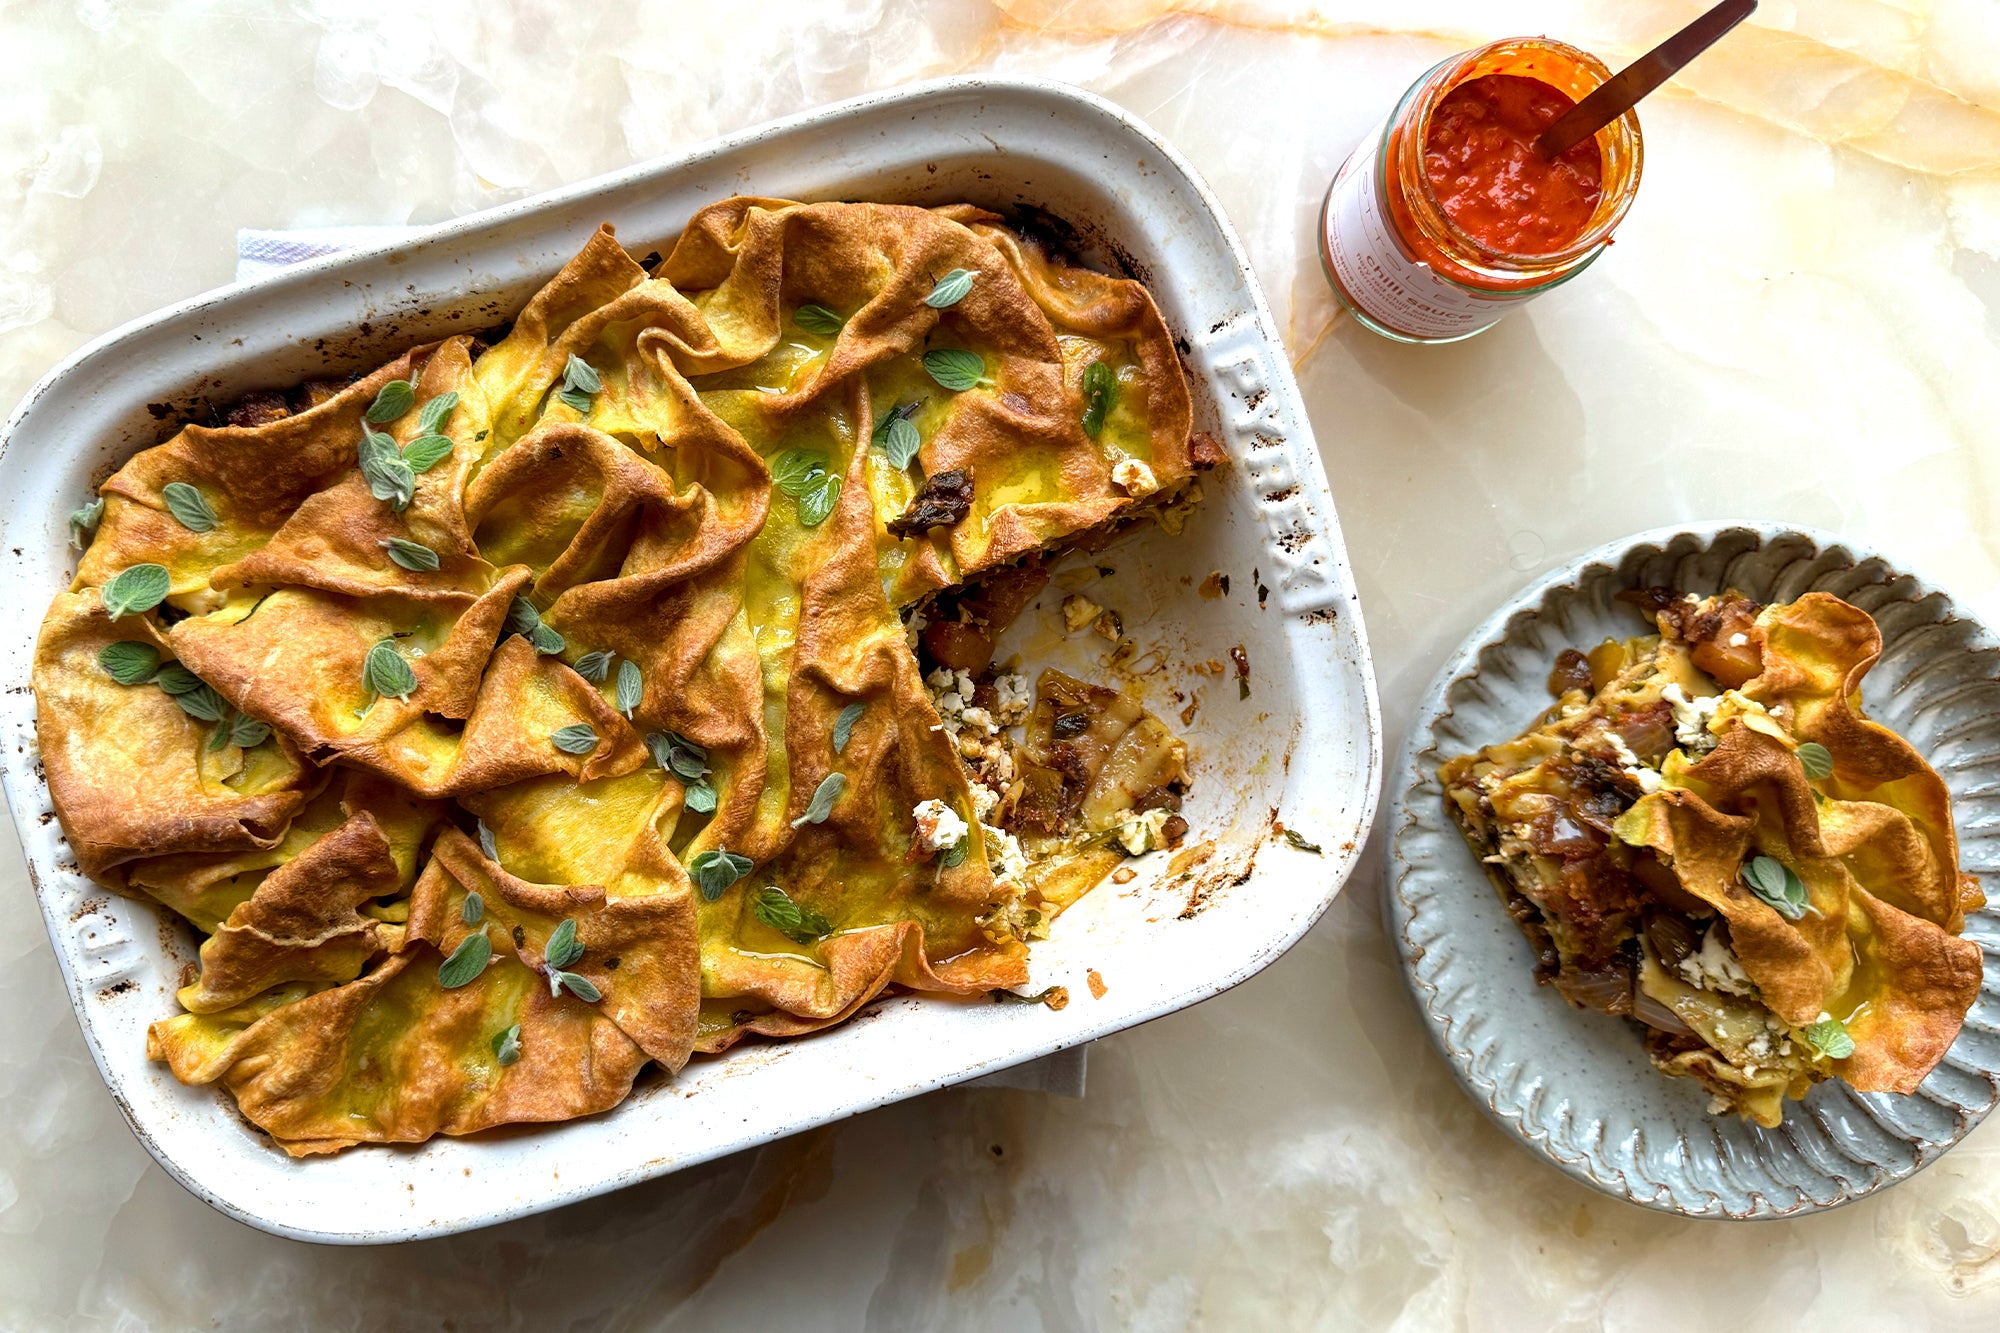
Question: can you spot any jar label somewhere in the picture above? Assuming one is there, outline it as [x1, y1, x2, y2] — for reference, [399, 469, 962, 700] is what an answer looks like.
[1322, 126, 1533, 340]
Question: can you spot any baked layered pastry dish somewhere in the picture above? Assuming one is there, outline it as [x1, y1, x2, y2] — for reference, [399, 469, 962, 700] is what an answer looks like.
[35, 198, 1221, 1154]
[1440, 589, 1985, 1125]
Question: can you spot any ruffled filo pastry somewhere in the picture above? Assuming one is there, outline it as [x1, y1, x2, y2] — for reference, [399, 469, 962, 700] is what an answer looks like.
[38, 198, 1203, 1153]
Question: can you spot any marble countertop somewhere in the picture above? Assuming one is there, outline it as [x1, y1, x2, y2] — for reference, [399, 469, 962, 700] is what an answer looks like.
[6, 0, 2000, 1326]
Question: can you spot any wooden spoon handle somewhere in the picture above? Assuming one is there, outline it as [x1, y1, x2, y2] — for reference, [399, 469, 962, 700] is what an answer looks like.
[1536, 0, 1758, 159]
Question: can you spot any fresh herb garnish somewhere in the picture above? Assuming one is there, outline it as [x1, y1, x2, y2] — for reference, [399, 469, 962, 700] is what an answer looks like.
[750, 884, 833, 944]
[925, 268, 976, 309]
[771, 449, 830, 498]
[648, 730, 709, 781]
[101, 564, 171, 620]
[382, 537, 441, 572]
[793, 304, 846, 336]
[362, 638, 418, 702]
[1280, 828, 1324, 855]
[923, 348, 987, 392]
[871, 399, 921, 448]
[97, 641, 161, 685]
[359, 427, 416, 511]
[166, 679, 228, 723]
[881, 415, 921, 469]
[615, 658, 642, 717]
[416, 390, 459, 435]
[1081, 360, 1118, 439]
[1742, 855, 1808, 920]
[940, 835, 970, 869]
[790, 772, 846, 828]
[832, 702, 864, 754]
[558, 354, 601, 414]
[574, 650, 615, 683]
[153, 663, 203, 696]
[796, 474, 840, 527]
[768, 449, 840, 527]
[69, 497, 104, 548]
[1796, 742, 1834, 781]
[683, 778, 718, 813]
[216, 710, 270, 751]
[505, 597, 565, 655]
[476, 820, 499, 861]
[162, 482, 218, 534]
[1803, 1015, 1855, 1060]
[551, 723, 598, 755]
[461, 892, 485, 926]
[545, 918, 584, 970]
[400, 434, 454, 473]
[549, 969, 601, 1002]
[437, 931, 491, 988]
[365, 379, 416, 423]
[688, 848, 752, 901]
[492, 1023, 522, 1066]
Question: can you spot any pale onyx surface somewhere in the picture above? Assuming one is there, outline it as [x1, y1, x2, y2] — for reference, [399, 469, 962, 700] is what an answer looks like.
[4, 0, 2000, 1327]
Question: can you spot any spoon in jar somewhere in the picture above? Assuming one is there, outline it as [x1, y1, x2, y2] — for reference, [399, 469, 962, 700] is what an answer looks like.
[1535, 0, 1758, 159]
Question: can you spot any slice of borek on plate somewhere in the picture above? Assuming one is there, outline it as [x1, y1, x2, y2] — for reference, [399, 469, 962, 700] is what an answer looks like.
[1439, 588, 1984, 1127]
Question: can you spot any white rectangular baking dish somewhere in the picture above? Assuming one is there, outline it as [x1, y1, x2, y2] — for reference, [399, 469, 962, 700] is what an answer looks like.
[0, 76, 1380, 1242]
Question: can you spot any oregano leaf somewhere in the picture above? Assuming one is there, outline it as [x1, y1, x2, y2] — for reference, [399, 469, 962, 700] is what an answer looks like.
[545, 918, 584, 970]
[400, 433, 454, 473]
[493, 1023, 522, 1066]
[69, 497, 104, 548]
[883, 416, 921, 469]
[615, 658, 642, 717]
[101, 564, 171, 619]
[226, 712, 271, 749]
[97, 641, 161, 685]
[551, 723, 598, 755]
[550, 969, 601, 1002]
[796, 473, 840, 528]
[562, 354, 601, 395]
[476, 820, 498, 861]
[750, 884, 833, 944]
[365, 379, 416, 423]
[171, 682, 229, 723]
[162, 482, 218, 533]
[529, 622, 566, 655]
[925, 268, 976, 309]
[416, 390, 459, 435]
[1803, 1015, 1856, 1060]
[790, 772, 846, 828]
[437, 931, 492, 988]
[1081, 359, 1118, 438]
[688, 849, 752, 901]
[153, 663, 204, 696]
[1742, 855, 1808, 921]
[362, 639, 418, 702]
[793, 304, 846, 336]
[382, 537, 441, 572]
[462, 892, 485, 926]
[923, 348, 986, 391]
[1796, 742, 1834, 781]
[770, 449, 829, 499]
[574, 650, 615, 683]
[684, 777, 718, 813]
[832, 702, 865, 754]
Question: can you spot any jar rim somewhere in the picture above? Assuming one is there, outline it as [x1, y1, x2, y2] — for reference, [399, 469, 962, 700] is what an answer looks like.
[1393, 37, 1645, 277]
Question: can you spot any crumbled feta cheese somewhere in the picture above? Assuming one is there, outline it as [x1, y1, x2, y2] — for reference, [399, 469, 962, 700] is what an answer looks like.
[1111, 458, 1158, 497]
[1661, 682, 1722, 753]
[1728, 632, 1749, 648]
[1115, 808, 1173, 856]
[982, 823, 1029, 882]
[970, 781, 1002, 824]
[993, 673, 1031, 722]
[1600, 731, 1640, 769]
[1632, 767, 1664, 794]
[1677, 926, 1756, 997]
[911, 799, 968, 853]
[1061, 594, 1102, 632]
[959, 705, 997, 735]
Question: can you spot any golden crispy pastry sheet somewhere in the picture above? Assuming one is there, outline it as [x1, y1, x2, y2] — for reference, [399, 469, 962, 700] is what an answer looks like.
[46, 197, 1197, 1152]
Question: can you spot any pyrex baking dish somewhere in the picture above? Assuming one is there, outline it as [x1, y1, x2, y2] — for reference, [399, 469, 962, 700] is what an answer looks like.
[0, 76, 1380, 1242]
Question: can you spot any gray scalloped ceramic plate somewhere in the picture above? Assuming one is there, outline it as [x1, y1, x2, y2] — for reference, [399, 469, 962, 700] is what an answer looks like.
[1386, 523, 2000, 1219]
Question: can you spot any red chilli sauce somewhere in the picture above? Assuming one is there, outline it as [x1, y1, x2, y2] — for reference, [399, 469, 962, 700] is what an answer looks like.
[1423, 74, 1603, 256]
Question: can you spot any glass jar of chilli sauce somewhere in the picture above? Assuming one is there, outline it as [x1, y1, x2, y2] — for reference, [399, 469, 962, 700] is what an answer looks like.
[1319, 37, 1644, 343]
